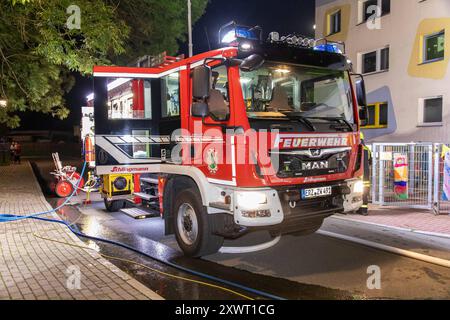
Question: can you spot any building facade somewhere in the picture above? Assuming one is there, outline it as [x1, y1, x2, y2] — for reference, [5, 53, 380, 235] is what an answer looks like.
[315, 0, 450, 142]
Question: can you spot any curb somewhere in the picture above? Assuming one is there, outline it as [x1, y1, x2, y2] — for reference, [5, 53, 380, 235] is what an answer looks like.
[330, 214, 450, 240]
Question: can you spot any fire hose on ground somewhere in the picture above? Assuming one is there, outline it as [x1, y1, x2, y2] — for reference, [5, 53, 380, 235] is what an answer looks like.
[1, 158, 449, 300]
[0, 161, 285, 300]
[317, 230, 450, 269]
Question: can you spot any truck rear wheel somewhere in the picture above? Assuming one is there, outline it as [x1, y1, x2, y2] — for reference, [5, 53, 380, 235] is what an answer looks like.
[104, 199, 125, 212]
[173, 188, 224, 257]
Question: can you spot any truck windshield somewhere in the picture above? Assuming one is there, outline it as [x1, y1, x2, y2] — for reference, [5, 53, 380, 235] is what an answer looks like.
[240, 62, 355, 126]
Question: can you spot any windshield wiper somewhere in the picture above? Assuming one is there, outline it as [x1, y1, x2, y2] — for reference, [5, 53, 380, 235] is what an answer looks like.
[286, 115, 317, 131]
[304, 116, 354, 132]
[329, 117, 354, 132]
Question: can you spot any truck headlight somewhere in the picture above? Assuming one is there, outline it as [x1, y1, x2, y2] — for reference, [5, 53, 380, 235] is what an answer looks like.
[237, 192, 267, 210]
[353, 180, 364, 194]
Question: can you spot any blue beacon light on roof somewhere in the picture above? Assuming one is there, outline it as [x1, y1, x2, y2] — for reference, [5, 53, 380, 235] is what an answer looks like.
[313, 44, 342, 54]
[220, 25, 260, 45]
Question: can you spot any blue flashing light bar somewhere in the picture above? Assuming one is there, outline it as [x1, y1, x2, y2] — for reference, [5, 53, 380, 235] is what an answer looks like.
[219, 22, 262, 45]
[235, 26, 260, 41]
[313, 44, 342, 54]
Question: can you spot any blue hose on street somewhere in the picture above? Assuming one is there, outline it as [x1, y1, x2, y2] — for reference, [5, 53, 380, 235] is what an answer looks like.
[0, 161, 286, 300]
[30, 215, 285, 300]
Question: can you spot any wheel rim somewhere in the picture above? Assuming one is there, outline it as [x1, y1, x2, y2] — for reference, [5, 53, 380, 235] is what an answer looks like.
[56, 181, 72, 197]
[177, 203, 199, 246]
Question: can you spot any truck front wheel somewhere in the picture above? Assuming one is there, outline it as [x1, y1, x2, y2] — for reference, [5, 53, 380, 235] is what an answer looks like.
[173, 188, 224, 257]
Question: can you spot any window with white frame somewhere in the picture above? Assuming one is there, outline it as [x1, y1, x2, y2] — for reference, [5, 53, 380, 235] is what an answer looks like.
[419, 96, 443, 125]
[423, 31, 445, 63]
[359, 47, 389, 74]
[362, 51, 377, 74]
[358, 0, 390, 24]
[328, 10, 341, 35]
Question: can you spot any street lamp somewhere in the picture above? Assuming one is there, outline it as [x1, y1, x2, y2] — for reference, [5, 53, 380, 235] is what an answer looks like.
[187, 0, 193, 57]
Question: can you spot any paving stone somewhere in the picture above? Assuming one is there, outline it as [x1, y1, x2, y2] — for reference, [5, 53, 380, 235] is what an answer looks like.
[0, 163, 162, 300]
[340, 205, 450, 235]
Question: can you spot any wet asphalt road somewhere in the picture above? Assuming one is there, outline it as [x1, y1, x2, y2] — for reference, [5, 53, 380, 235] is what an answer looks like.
[32, 159, 353, 300]
[31, 159, 450, 300]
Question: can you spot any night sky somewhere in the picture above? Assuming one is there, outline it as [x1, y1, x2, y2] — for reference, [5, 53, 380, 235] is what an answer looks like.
[17, 0, 315, 132]
[183, 0, 316, 54]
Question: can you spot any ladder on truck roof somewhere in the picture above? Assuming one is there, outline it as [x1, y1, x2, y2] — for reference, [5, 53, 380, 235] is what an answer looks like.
[133, 52, 185, 69]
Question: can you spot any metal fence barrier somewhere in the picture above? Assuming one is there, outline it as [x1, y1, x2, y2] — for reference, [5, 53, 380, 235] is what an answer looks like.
[370, 143, 450, 215]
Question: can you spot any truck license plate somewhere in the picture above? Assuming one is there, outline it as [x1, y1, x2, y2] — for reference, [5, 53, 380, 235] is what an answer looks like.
[301, 186, 332, 199]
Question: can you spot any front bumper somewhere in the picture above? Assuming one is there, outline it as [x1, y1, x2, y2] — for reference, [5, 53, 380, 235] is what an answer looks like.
[233, 179, 362, 227]
[342, 178, 364, 213]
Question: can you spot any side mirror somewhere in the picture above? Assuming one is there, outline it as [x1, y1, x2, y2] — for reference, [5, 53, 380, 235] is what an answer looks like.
[240, 54, 265, 72]
[192, 102, 209, 118]
[192, 66, 211, 99]
[355, 77, 368, 126]
[359, 106, 369, 127]
[355, 78, 367, 107]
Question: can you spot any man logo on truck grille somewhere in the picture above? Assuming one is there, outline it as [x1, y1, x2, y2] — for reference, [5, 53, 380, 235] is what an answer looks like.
[206, 148, 219, 174]
[309, 148, 322, 157]
[302, 161, 329, 170]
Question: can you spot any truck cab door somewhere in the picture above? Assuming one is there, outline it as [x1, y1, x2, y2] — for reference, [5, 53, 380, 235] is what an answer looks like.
[189, 64, 235, 186]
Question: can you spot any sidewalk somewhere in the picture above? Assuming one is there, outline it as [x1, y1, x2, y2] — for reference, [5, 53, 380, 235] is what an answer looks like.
[337, 204, 450, 237]
[0, 162, 163, 300]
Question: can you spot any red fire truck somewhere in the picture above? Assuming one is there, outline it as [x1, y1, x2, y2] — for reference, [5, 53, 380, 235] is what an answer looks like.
[88, 23, 369, 257]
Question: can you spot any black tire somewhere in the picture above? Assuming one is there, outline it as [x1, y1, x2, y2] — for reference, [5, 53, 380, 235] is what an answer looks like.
[173, 188, 224, 257]
[104, 199, 125, 212]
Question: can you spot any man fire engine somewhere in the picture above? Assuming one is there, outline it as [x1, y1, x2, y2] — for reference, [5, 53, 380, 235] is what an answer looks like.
[87, 22, 369, 257]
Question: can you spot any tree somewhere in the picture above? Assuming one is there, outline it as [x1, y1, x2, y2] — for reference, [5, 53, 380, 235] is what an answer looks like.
[0, 0, 208, 128]
[109, 0, 208, 64]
